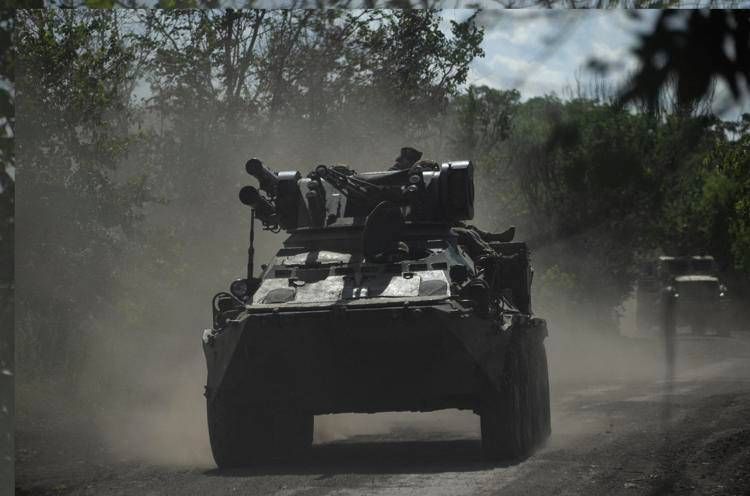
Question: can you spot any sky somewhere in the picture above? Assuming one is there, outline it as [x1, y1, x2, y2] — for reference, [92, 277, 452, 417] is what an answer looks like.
[469, 10, 653, 97]
[451, 10, 750, 119]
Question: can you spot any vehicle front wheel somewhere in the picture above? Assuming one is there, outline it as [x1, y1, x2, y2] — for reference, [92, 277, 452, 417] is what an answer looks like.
[716, 322, 731, 337]
[480, 330, 550, 462]
[692, 319, 707, 336]
[207, 394, 313, 468]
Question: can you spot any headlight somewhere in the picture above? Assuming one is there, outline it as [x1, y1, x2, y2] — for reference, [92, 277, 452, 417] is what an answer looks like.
[263, 287, 295, 304]
[230, 279, 249, 299]
[419, 279, 448, 296]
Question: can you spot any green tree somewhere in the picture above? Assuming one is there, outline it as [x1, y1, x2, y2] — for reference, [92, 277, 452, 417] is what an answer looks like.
[661, 116, 750, 272]
[452, 86, 726, 332]
[15, 10, 154, 377]
[14, 9, 485, 380]
[137, 9, 483, 222]
[621, 10, 749, 111]
[0, 9, 13, 494]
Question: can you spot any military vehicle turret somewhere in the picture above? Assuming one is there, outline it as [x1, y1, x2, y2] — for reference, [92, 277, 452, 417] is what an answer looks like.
[202, 153, 551, 467]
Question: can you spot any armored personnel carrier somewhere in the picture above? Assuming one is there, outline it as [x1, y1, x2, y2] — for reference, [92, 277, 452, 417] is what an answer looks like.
[202, 154, 551, 467]
[636, 255, 729, 336]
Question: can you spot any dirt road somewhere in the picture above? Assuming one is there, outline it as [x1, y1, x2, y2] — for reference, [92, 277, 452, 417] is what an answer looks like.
[16, 334, 750, 496]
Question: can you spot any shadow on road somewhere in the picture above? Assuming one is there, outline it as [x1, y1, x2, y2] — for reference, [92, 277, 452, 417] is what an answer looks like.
[204, 438, 507, 477]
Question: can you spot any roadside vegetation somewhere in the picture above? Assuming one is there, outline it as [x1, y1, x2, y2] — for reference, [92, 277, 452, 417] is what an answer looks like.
[0, 8, 14, 493]
[11, 9, 750, 382]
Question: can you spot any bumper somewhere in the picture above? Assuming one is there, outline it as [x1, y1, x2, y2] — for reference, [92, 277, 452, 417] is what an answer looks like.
[674, 298, 729, 327]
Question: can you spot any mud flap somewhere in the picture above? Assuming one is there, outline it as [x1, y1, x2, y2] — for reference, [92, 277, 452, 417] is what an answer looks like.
[449, 315, 547, 393]
[203, 314, 248, 399]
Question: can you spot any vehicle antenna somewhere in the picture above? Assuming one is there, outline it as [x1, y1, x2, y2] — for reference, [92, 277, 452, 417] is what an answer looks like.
[247, 209, 255, 280]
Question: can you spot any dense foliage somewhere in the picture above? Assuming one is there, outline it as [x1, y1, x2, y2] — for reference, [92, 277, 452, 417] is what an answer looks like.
[16, 11, 155, 377]
[14, 9, 484, 379]
[620, 10, 750, 111]
[0, 8, 13, 491]
[12, 9, 750, 378]
[22, 1, 750, 8]
[450, 86, 748, 330]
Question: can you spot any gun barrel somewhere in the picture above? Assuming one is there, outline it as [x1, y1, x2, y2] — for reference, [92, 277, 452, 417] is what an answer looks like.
[245, 158, 279, 195]
[239, 185, 277, 223]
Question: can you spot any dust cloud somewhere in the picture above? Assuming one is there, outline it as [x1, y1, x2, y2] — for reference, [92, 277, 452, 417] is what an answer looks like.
[315, 410, 480, 444]
[16, 103, 676, 471]
[18, 154, 674, 470]
[543, 297, 667, 388]
[16, 99, 461, 468]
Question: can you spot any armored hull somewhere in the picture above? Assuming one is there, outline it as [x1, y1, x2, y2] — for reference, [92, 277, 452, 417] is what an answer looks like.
[205, 297, 547, 415]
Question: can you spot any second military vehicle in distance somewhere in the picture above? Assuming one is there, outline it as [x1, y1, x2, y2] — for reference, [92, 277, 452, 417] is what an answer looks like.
[202, 151, 551, 467]
[636, 255, 729, 336]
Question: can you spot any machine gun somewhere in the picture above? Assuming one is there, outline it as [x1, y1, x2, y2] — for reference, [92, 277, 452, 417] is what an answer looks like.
[313, 164, 385, 202]
[312, 164, 414, 213]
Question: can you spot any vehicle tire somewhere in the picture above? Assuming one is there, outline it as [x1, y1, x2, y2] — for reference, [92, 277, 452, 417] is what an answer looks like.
[716, 322, 731, 337]
[480, 330, 547, 462]
[636, 288, 655, 335]
[636, 310, 644, 334]
[692, 318, 707, 336]
[207, 395, 313, 468]
[636, 305, 649, 334]
[272, 410, 315, 460]
[528, 336, 551, 446]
